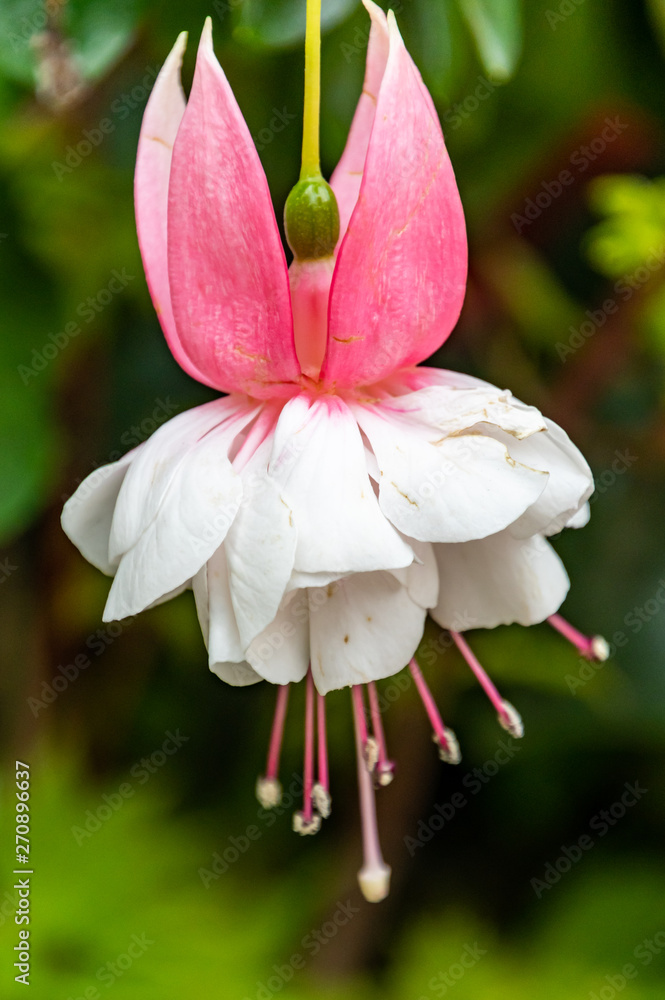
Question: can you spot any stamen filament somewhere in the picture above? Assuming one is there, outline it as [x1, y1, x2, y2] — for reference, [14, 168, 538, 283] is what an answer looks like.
[303, 668, 315, 821]
[408, 659, 461, 765]
[351, 685, 391, 903]
[548, 614, 610, 662]
[293, 669, 321, 835]
[266, 684, 289, 781]
[256, 684, 289, 808]
[301, 0, 321, 178]
[311, 691, 332, 819]
[351, 684, 378, 771]
[316, 693, 329, 789]
[450, 632, 523, 739]
[367, 682, 395, 785]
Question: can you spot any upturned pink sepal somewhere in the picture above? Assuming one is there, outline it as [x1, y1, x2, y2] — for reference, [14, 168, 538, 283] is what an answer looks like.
[329, 0, 390, 245]
[166, 19, 301, 397]
[321, 11, 468, 389]
[135, 32, 217, 388]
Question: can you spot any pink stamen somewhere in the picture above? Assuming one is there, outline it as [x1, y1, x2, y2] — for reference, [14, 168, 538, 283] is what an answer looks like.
[266, 684, 289, 781]
[293, 669, 321, 835]
[351, 685, 391, 903]
[302, 669, 315, 822]
[450, 632, 523, 738]
[312, 692, 332, 819]
[351, 684, 378, 771]
[408, 659, 461, 764]
[316, 692, 329, 793]
[367, 682, 395, 785]
[256, 683, 289, 809]
[548, 614, 609, 662]
[352, 684, 369, 746]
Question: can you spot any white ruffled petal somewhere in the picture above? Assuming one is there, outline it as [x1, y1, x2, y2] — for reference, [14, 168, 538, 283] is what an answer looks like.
[225, 440, 297, 648]
[431, 529, 570, 630]
[269, 393, 414, 574]
[355, 404, 548, 543]
[567, 501, 590, 529]
[103, 427, 242, 620]
[193, 553, 263, 685]
[202, 545, 245, 664]
[377, 385, 547, 440]
[109, 397, 255, 562]
[388, 538, 439, 609]
[308, 572, 427, 695]
[502, 418, 593, 538]
[61, 449, 139, 575]
[210, 660, 264, 687]
[246, 591, 310, 685]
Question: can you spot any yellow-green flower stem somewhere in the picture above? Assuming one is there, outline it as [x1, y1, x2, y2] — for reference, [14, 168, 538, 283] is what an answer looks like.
[301, 0, 322, 180]
[284, 0, 339, 261]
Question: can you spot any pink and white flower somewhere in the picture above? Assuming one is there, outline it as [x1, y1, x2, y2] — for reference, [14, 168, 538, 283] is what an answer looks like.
[61, 2, 605, 902]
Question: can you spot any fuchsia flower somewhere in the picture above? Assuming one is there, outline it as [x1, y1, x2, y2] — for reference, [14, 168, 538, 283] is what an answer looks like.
[62, 2, 607, 902]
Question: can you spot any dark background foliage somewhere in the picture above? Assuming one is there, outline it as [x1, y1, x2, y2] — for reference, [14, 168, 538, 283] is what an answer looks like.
[1, 0, 665, 996]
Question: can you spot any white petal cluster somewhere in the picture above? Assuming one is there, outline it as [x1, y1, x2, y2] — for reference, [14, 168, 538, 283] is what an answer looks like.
[62, 371, 593, 693]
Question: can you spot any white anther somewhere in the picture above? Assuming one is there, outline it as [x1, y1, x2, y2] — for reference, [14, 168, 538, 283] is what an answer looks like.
[255, 776, 282, 809]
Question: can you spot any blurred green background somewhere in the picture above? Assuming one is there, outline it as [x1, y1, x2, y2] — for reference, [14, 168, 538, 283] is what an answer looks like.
[1, 0, 665, 996]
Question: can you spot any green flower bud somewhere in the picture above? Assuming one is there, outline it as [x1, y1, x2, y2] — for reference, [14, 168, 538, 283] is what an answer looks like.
[284, 176, 340, 261]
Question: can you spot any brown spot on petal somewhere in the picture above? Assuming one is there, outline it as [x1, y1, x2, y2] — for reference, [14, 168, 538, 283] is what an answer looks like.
[391, 481, 418, 507]
[344, 635, 349, 643]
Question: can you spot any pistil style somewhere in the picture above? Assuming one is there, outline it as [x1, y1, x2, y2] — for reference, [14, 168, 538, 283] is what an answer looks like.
[352, 685, 391, 903]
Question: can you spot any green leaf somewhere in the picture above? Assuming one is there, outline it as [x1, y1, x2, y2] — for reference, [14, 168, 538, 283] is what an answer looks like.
[0, 0, 44, 84]
[646, 0, 665, 55]
[0, 371, 58, 543]
[65, 0, 143, 81]
[456, 0, 523, 81]
[234, 0, 358, 50]
[0, 0, 142, 90]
